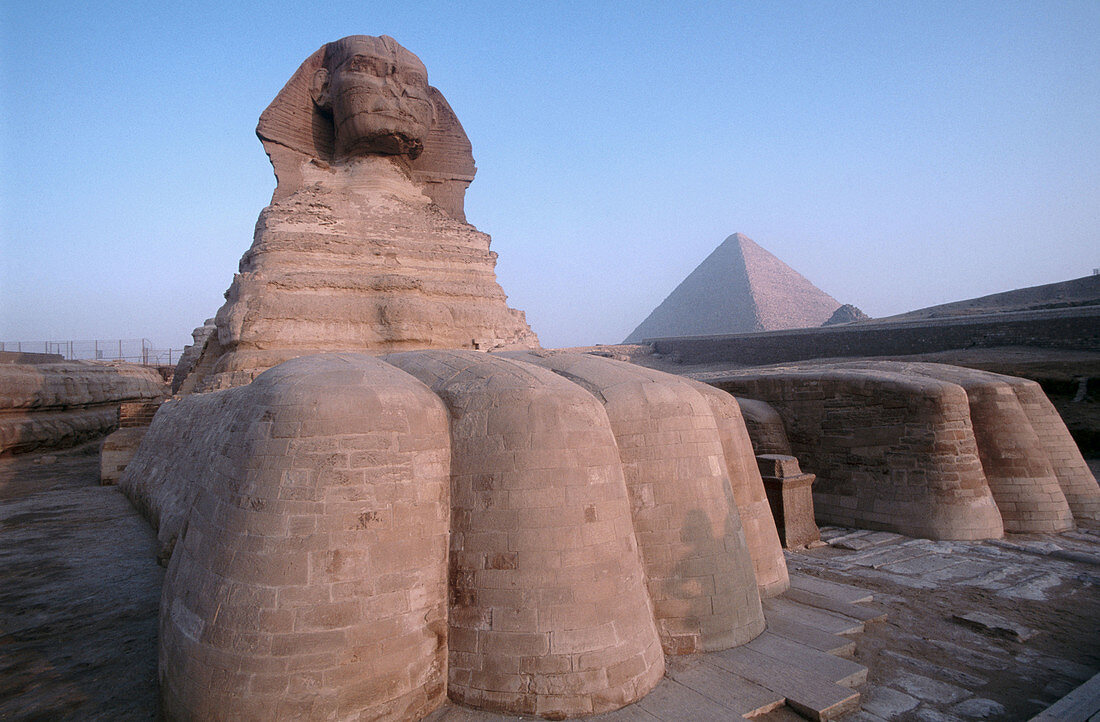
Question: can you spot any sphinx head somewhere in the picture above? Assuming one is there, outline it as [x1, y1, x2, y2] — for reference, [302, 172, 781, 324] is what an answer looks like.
[310, 35, 435, 159]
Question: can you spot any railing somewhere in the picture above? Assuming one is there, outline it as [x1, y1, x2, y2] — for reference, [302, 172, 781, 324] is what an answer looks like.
[0, 339, 183, 366]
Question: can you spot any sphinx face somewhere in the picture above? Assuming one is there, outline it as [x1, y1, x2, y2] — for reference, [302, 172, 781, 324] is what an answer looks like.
[321, 36, 434, 159]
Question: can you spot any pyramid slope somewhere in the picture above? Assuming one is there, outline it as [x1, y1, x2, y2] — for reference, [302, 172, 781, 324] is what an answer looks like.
[624, 234, 841, 342]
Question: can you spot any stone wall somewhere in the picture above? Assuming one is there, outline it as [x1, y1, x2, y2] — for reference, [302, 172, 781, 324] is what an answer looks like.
[709, 367, 1005, 540]
[385, 350, 663, 717]
[122, 354, 452, 720]
[503, 350, 767, 650]
[649, 306, 1100, 365]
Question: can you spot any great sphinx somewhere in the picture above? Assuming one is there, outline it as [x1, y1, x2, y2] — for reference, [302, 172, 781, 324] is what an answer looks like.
[122, 36, 788, 719]
[176, 35, 538, 394]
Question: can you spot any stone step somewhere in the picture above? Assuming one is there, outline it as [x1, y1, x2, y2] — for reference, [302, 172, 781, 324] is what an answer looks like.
[634, 677, 750, 721]
[708, 645, 861, 721]
[1029, 670, 1100, 721]
[789, 573, 874, 604]
[745, 631, 868, 688]
[665, 656, 784, 717]
[784, 587, 888, 624]
[765, 613, 857, 656]
[763, 596, 865, 635]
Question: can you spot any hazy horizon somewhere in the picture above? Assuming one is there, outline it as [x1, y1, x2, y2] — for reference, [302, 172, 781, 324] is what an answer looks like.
[3, 2, 1098, 352]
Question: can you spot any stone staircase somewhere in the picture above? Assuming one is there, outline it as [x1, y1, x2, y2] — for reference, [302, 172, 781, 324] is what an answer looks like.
[426, 572, 884, 721]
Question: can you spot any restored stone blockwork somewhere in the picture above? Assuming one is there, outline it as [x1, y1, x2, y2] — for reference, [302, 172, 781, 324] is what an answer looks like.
[734, 396, 793, 456]
[832, 362, 1078, 532]
[710, 367, 1006, 540]
[689, 382, 789, 597]
[384, 350, 663, 718]
[503, 351, 769, 643]
[710, 361, 1100, 539]
[122, 355, 452, 720]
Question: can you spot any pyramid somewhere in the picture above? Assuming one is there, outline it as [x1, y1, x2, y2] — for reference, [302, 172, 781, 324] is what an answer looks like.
[624, 233, 841, 342]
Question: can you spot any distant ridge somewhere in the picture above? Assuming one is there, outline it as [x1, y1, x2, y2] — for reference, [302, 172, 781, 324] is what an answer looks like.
[877, 274, 1100, 323]
[624, 233, 841, 342]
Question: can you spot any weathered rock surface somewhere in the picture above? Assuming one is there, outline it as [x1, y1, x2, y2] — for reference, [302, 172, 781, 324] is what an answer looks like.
[0, 360, 164, 455]
[170, 318, 215, 394]
[179, 35, 536, 393]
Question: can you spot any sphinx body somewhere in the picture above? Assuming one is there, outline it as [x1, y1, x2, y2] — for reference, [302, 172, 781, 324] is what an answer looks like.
[121, 35, 787, 720]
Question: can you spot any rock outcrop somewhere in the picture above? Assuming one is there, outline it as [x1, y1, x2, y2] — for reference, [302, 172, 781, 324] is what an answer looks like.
[0, 357, 164, 456]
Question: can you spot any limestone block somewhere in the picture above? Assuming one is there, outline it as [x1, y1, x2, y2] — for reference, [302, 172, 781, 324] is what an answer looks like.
[865, 363, 1073, 533]
[122, 354, 451, 721]
[99, 426, 151, 485]
[734, 396, 793, 456]
[687, 382, 788, 597]
[711, 367, 1005, 541]
[0, 360, 164, 455]
[1004, 377, 1100, 522]
[382, 350, 663, 718]
[502, 350, 765, 654]
[756, 454, 820, 549]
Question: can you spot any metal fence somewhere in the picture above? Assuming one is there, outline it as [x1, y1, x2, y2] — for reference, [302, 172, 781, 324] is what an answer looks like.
[0, 339, 183, 366]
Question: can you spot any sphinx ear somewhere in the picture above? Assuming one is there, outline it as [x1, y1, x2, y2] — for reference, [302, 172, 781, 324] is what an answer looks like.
[311, 68, 332, 110]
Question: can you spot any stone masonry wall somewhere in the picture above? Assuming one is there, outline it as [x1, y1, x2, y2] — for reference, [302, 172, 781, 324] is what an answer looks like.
[503, 351, 765, 654]
[384, 350, 663, 718]
[649, 306, 1100, 365]
[710, 368, 1005, 540]
[125, 354, 452, 720]
[688, 382, 789, 597]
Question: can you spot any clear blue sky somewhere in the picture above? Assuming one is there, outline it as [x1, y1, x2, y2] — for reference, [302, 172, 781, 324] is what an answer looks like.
[2, 1, 1098, 351]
